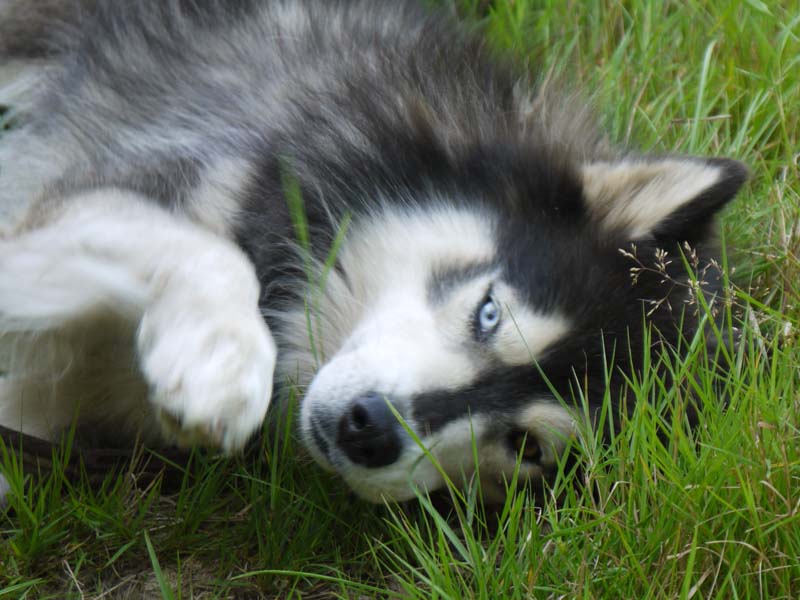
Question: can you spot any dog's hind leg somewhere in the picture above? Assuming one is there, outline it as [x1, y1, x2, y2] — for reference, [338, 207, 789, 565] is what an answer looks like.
[0, 189, 276, 451]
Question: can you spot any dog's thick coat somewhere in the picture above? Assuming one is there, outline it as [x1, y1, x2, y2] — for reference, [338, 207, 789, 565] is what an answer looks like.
[0, 0, 746, 501]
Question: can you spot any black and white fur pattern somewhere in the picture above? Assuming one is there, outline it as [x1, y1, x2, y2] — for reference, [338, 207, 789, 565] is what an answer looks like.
[0, 0, 747, 502]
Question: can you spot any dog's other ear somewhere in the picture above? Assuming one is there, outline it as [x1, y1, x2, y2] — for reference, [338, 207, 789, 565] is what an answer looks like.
[581, 157, 748, 242]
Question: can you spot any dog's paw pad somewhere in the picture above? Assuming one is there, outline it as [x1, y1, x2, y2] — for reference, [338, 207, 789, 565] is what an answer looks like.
[157, 409, 227, 449]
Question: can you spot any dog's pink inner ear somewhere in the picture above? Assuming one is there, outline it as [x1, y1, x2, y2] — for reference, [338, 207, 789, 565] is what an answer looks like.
[580, 157, 748, 241]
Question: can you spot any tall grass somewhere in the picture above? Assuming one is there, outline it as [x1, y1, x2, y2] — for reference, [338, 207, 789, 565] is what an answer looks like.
[2, 0, 799, 597]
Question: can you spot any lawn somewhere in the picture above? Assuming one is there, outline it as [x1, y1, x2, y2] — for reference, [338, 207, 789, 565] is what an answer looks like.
[2, 0, 799, 598]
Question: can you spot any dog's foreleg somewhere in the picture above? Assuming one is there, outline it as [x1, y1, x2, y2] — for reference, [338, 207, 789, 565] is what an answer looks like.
[0, 189, 276, 451]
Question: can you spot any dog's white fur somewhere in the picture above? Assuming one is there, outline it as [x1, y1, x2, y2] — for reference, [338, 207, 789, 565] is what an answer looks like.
[0, 190, 275, 450]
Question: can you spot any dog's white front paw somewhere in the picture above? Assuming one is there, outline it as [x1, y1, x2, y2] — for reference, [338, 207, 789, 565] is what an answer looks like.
[136, 299, 276, 452]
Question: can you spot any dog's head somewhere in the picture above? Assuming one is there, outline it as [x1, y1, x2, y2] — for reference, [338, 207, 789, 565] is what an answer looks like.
[278, 154, 747, 502]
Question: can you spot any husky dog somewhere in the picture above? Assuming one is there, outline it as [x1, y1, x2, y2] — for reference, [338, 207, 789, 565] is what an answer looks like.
[0, 0, 746, 502]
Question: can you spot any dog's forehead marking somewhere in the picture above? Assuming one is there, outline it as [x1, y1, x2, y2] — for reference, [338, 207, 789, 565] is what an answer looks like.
[339, 205, 497, 286]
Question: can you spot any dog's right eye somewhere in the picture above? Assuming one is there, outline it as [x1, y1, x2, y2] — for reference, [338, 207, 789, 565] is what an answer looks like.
[475, 294, 501, 339]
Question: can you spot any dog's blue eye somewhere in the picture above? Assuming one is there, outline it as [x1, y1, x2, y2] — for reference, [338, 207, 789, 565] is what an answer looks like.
[477, 296, 500, 335]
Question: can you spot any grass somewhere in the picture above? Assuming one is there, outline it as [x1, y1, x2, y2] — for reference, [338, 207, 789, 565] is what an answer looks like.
[2, 0, 799, 597]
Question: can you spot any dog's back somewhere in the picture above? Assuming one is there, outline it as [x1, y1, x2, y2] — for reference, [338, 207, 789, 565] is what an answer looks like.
[3, 2, 500, 207]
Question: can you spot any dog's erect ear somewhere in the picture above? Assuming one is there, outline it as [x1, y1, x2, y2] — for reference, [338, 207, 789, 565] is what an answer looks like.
[581, 157, 748, 241]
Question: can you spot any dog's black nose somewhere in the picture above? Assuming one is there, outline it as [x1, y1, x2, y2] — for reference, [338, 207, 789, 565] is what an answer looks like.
[337, 392, 402, 468]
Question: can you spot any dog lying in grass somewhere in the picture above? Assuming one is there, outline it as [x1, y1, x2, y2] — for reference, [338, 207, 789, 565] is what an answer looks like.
[0, 0, 746, 502]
